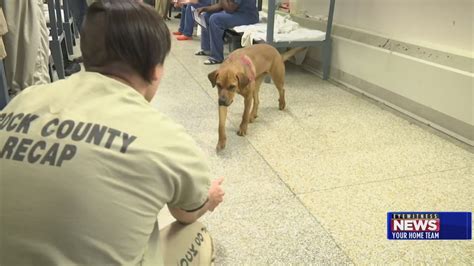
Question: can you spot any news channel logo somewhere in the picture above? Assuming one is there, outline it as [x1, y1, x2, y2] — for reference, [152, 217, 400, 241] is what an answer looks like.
[387, 212, 472, 240]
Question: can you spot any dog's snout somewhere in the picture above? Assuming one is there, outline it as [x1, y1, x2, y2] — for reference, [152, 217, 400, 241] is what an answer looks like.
[218, 97, 227, 106]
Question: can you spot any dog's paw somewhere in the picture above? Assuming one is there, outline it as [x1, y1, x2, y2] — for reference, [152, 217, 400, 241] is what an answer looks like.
[216, 141, 226, 151]
[237, 128, 247, 136]
[279, 99, 286, 110]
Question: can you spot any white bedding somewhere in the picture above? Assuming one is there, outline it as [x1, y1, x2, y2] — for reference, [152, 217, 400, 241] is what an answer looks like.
[233, 12, 326, 46]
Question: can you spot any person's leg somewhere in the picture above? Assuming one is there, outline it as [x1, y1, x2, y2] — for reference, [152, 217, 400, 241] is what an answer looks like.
[176, 4, 186, 34]
[155, 0, 166, 18]
[33, 0, 50, 84]
[164, 0, 171, 20]
[199, 11, 214, 52]
[181, 2, 209, 37]
[3, 0, 43, 93]
[159, 221, 214, 265]
[180, 4, 194, 37]
[207, 12, 259, 63]
[207, 12, 232, 62]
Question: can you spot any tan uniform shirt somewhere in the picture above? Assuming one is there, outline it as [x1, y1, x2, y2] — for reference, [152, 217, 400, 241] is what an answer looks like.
[0, 72, 211, 265]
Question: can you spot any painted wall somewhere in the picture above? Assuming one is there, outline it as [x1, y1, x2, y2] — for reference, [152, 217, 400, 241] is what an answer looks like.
[293, 0, 473, 56]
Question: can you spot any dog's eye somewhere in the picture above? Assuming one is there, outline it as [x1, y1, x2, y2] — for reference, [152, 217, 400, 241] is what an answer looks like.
[228, 85, 236, 91]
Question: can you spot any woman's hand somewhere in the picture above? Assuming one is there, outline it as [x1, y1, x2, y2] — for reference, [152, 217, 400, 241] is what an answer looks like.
[207, 177, 225, 211]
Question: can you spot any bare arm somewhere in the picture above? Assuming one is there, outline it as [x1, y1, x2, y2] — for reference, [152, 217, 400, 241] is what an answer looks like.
[197, 2, 223, 14]
[220, 0, 238, 13]
[169, 177, 225, 224]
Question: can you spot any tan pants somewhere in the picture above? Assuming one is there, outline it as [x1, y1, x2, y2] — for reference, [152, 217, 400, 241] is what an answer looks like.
[155, 0, 171, 19]
[2, 0, 49, 94]
[160, 221, 215, 265]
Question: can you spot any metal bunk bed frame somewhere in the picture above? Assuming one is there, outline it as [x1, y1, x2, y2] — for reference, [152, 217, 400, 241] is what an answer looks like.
[265, 0, 335, 80]
[226, 0, 335, 80]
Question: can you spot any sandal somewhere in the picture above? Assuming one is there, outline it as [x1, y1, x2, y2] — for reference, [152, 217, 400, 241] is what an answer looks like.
[203, 58, 222, 65]
[195, 50, 210, 56]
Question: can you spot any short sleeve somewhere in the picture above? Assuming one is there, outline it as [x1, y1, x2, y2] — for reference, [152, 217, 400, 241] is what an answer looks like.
[160, 124, 211, 211]
[232, 0, 242, 6]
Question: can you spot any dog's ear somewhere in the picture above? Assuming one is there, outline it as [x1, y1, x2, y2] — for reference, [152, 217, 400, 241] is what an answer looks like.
[236, 73, 250, 88]
[208, 70, 219, 87]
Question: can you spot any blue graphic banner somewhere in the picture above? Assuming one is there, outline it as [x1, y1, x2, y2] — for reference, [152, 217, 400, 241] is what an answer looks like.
[387, 212, 471, 240]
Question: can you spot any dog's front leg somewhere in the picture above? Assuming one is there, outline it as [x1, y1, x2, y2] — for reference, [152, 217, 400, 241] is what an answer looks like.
[237, 97, 252, 136]
[217, 106, 228, 151]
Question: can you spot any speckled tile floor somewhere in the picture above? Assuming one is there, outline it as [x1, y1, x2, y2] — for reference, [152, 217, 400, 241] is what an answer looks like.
[156, 18, 473, 264]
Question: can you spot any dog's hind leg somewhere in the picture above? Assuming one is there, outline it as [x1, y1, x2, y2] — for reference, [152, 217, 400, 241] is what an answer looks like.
[271, 62, 286, 110]
[250, 75, 264, 123]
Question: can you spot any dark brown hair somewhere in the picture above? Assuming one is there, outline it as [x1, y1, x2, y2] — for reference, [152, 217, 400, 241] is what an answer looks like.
[81, 0, 171, 82]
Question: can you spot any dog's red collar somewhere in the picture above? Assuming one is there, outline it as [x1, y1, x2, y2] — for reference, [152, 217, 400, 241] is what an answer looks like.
[228, 55, 256, 82]
[240, 56, 255, 82]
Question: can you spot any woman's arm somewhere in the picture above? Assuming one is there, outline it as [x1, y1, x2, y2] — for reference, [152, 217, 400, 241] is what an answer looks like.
[197, 2, 223, 14]
[168, 177, 225, 224]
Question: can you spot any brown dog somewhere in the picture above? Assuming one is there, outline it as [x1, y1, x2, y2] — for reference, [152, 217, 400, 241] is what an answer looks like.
[208, 44, 305, 151]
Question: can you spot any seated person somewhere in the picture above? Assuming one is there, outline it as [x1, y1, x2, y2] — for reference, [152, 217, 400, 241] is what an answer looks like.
[0, 0, 224, 265]
[172, 0, 212, 41]
[196, 0, 258, 65]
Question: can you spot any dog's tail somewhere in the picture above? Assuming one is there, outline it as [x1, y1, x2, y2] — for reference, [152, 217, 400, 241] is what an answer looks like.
[281, 47, 307, 62]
